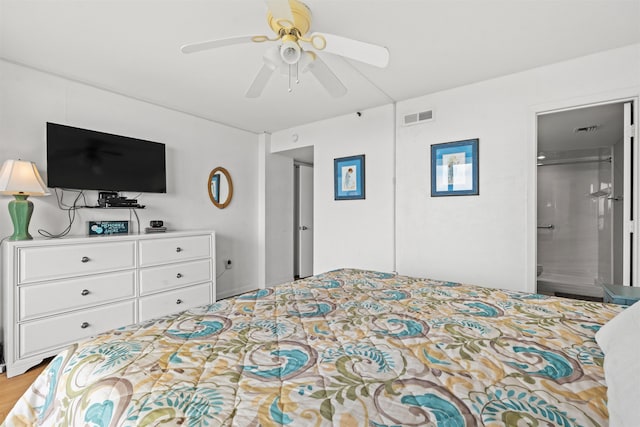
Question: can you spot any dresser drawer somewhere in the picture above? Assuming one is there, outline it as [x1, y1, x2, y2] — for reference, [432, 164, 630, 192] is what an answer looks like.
[19, 271, 135, 320]
[139, 235, 211, 267]
[139, 259, 211, 295]
[18, 301, 135, 358]
[18, 241, 136, 283]
[139, 283, 211, 322]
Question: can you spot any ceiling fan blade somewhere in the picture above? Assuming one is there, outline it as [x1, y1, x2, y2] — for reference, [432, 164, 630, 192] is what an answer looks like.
[265, 0, 294, 23]
[308, 32, 390, 68]
[181, 35, 259, 54]
[305, 55, 347, 98]
[246, 64, 276, 98]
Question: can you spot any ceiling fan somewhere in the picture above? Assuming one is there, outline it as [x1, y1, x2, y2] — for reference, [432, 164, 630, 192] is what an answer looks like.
[180, 0, 389, 98]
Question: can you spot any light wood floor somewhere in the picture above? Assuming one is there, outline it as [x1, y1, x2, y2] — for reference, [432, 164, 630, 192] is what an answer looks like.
[0, 359, 50, 423]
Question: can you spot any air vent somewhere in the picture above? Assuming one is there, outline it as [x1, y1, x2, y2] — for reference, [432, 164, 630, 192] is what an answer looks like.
[404, 114, 418, 125]
[574, 125, 599, 133]
[403, 109, 434, 126]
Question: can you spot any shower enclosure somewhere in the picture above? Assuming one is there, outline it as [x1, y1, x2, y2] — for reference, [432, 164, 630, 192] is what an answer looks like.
[537, 148, 621, 298]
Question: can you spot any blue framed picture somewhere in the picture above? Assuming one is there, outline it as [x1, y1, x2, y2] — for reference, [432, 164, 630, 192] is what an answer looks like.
[210, 173, 220, 203]
[431, 138, 479, 196]
[334, 154, 365, 200]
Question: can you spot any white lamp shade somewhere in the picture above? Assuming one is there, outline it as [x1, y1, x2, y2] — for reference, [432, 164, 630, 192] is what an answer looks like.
[280, 40, 301, 65]
[0, 159, 50, 196]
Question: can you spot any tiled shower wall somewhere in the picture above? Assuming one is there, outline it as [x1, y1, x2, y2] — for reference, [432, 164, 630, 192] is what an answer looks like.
[537, 158, 612, 290]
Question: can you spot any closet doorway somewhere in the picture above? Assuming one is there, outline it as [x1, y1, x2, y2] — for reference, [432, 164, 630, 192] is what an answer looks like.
[536, 100, 636, 298]
[295, 163, 313, 279]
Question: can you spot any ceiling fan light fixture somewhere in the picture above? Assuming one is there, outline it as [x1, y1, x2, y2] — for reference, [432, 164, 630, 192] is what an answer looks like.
[280, 39, 301, 64]
[181, 0, 388, 98]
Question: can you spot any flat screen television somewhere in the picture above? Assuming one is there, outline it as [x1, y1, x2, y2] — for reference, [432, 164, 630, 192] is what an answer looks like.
[46, 122, 167, 193]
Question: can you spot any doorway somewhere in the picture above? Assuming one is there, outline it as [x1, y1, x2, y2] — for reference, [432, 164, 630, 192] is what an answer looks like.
[536, 100, 636, 298]
[294, 163, 313, 279]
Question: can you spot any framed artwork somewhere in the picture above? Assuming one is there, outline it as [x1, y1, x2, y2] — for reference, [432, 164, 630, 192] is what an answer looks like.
[431, 138, 479, 197]
[210, 173, 220, 203]
[334, 154, 365, 200]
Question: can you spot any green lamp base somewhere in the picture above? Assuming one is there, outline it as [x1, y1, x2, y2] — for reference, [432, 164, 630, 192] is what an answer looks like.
[8, 194, 34, 241]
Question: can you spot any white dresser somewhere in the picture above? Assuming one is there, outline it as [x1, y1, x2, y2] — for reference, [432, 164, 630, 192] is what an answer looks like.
[1, 230, 216, 377]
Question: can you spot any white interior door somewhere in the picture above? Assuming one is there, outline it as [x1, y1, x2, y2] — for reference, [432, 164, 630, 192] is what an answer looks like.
[298, 164, 313, 278]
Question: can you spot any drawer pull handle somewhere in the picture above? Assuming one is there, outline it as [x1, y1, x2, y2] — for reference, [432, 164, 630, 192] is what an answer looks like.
[81, 256, 90, 263]
[176, 247, 182, 253]
[81, 322, 90, 329]
[176, 273, 183, 279]
[176, 299, 183, 305]
[81, 289, 90, 296]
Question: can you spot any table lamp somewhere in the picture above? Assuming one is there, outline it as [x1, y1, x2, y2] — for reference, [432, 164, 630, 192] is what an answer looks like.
[0, 159, 50, 240]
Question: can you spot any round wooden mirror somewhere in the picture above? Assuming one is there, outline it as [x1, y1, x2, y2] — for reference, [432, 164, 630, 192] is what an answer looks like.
[208, 167, 233, 209]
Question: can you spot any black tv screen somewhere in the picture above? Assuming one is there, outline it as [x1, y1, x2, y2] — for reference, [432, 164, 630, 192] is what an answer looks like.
[46, 122, 167, 193]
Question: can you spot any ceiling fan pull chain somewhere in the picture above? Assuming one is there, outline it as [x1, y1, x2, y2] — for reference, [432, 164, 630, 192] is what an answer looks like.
[295, 61, 300, 84]
[288, 64, 293, 92]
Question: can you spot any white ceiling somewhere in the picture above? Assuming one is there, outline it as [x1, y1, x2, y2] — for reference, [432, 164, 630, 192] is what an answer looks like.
[1, 0, 639, 134]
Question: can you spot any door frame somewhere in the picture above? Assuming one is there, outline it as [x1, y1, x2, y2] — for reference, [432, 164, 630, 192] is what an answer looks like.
[294, 161, 314, 279]
[528, 92, 639, 294]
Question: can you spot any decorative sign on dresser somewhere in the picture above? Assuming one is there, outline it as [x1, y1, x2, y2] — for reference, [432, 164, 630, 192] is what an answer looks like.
[1, 230, 216, 377]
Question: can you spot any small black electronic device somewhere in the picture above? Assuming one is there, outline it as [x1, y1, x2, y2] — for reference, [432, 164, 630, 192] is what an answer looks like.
[111, 197, 138, 203]
[98, 191, 119, 207]
[145, 220, 166, 233]
[99, 191, 118, 200]
[106, 198, 140, 207]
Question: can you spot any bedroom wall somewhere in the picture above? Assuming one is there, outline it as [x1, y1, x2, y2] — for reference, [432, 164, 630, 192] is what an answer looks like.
[271, 104, 396, 274]
[395, 44, 640, 292]
[267, 44, 639, 294]
[259, 135, 295, 286]
[0, 60, 260, 299]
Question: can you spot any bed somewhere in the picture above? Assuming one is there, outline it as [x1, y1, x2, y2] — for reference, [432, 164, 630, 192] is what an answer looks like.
[2, 268, 624, 426]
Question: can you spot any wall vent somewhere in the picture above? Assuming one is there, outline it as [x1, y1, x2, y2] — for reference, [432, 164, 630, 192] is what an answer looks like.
[403, 109, 434, 126]
[573, 125, 599, 133]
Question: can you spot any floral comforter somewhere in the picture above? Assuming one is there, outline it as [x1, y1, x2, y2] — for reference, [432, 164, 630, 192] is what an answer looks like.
[3, 269, 621, 426]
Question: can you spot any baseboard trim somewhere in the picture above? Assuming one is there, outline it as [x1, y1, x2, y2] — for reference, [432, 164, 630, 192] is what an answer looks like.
[537, 281, 603, 298]
[267, 276, 294, 287]
[216, 283, 259, 301]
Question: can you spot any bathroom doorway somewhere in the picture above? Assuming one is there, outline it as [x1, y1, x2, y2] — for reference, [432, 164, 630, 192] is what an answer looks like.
[536, 100, 636, 298]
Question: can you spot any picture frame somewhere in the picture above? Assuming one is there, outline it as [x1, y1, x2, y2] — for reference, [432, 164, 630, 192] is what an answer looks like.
[334, 154, 365, 200]
[210, 173, 220, 203]
[431, 138, 479, 197]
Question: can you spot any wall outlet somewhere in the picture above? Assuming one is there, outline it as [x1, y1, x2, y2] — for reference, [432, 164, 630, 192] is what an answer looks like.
[225, 259, 232, 270]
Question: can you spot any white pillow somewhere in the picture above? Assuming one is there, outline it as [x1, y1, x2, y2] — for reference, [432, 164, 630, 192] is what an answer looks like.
[595, 301, 640, 427]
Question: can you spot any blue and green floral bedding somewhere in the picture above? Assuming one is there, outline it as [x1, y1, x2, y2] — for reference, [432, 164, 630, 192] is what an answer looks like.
[3, 269, 621, 426]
